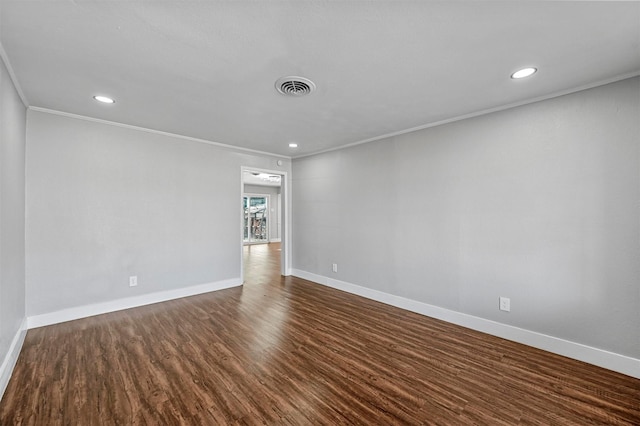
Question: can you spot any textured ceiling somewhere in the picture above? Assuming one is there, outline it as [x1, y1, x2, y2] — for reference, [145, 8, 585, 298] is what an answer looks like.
[1, 1, 639, 157]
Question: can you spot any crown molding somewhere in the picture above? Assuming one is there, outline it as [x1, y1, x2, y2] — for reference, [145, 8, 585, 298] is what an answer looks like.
[293, 71, 640, 159]
[0, 41, 29, 107]
[29, 106, 292, 160]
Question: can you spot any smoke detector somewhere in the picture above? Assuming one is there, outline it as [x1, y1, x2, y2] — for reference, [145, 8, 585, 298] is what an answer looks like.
[275, 76, 316, 96]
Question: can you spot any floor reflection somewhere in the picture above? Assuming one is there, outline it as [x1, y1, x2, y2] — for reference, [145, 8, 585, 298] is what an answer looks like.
[241, 243, 289, 359]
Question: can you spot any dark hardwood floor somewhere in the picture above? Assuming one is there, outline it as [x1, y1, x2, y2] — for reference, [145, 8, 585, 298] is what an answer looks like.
[1, 242, 639, 424]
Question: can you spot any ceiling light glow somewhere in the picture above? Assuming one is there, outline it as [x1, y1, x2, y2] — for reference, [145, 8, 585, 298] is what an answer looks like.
[289, 143, 298, 148]
[511, 67, 537, 79]
[257, 173, 281, 183]
[93, 95, 115, 104]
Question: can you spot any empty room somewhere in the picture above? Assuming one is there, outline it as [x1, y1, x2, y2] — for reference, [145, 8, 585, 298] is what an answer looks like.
[0, 1, 639, 424]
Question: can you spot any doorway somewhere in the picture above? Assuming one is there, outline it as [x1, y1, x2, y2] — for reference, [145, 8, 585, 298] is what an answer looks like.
[241, 167, 290, 280]
[243, 194, 269, 244]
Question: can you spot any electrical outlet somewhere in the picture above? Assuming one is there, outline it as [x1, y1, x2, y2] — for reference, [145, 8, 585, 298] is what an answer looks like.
[129, 276, 138, 287]
[332, 263, 338, 273]
[499, 297, 510, 312]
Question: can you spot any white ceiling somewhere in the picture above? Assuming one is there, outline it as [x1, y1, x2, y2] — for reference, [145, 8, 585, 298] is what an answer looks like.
[243, 170, 282, 188]
[1, 1, 638, 158]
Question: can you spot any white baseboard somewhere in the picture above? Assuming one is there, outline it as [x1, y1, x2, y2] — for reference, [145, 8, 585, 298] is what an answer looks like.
[291, 269, 640, 379]
[270, 238, 282, 243]
[0, 318, 27, 401]
[27, 278, 242, 329]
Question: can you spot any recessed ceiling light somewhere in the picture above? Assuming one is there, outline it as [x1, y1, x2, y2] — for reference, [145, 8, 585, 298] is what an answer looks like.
[511, 67, 537, 79]
[289, 143, 298, 148]
[93, 95, 115, 104]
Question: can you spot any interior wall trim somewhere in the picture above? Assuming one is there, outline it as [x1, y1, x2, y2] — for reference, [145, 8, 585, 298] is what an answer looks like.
[291, 269, 640, 379]
[292, 71, 640, 159]
[0, 41, 29, 107]
[28, 106, 290, 160]
[0, 318, 27, 401]
[26, 278, 242, 330]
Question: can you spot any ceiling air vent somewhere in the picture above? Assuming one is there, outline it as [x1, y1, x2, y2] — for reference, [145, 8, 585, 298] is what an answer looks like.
[275, 76, 316, 97]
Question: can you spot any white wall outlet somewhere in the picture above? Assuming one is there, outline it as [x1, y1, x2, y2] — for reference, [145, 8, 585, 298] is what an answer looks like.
[129, 276, 138, 287]
[499, 297, 510, 312]
[332, 263, 338, 273]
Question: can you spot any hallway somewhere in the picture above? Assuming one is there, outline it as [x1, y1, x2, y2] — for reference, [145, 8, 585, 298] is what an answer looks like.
[243, 242, 282, 284]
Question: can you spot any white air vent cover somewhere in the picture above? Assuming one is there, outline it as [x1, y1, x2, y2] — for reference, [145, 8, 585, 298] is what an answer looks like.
[275, 76, 316, 96]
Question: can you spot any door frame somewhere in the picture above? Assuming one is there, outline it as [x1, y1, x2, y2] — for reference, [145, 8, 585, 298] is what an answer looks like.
[240, 166, 291, 281]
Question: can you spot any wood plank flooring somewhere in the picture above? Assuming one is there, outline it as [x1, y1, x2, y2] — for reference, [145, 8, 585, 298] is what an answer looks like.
[1, 242, 639, 424]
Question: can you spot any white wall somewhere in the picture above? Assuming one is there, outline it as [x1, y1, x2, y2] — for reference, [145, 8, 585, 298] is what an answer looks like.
[292, 78, 640, 370]
[25, 110, 290, 319]
[0, 54, 27, 397]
